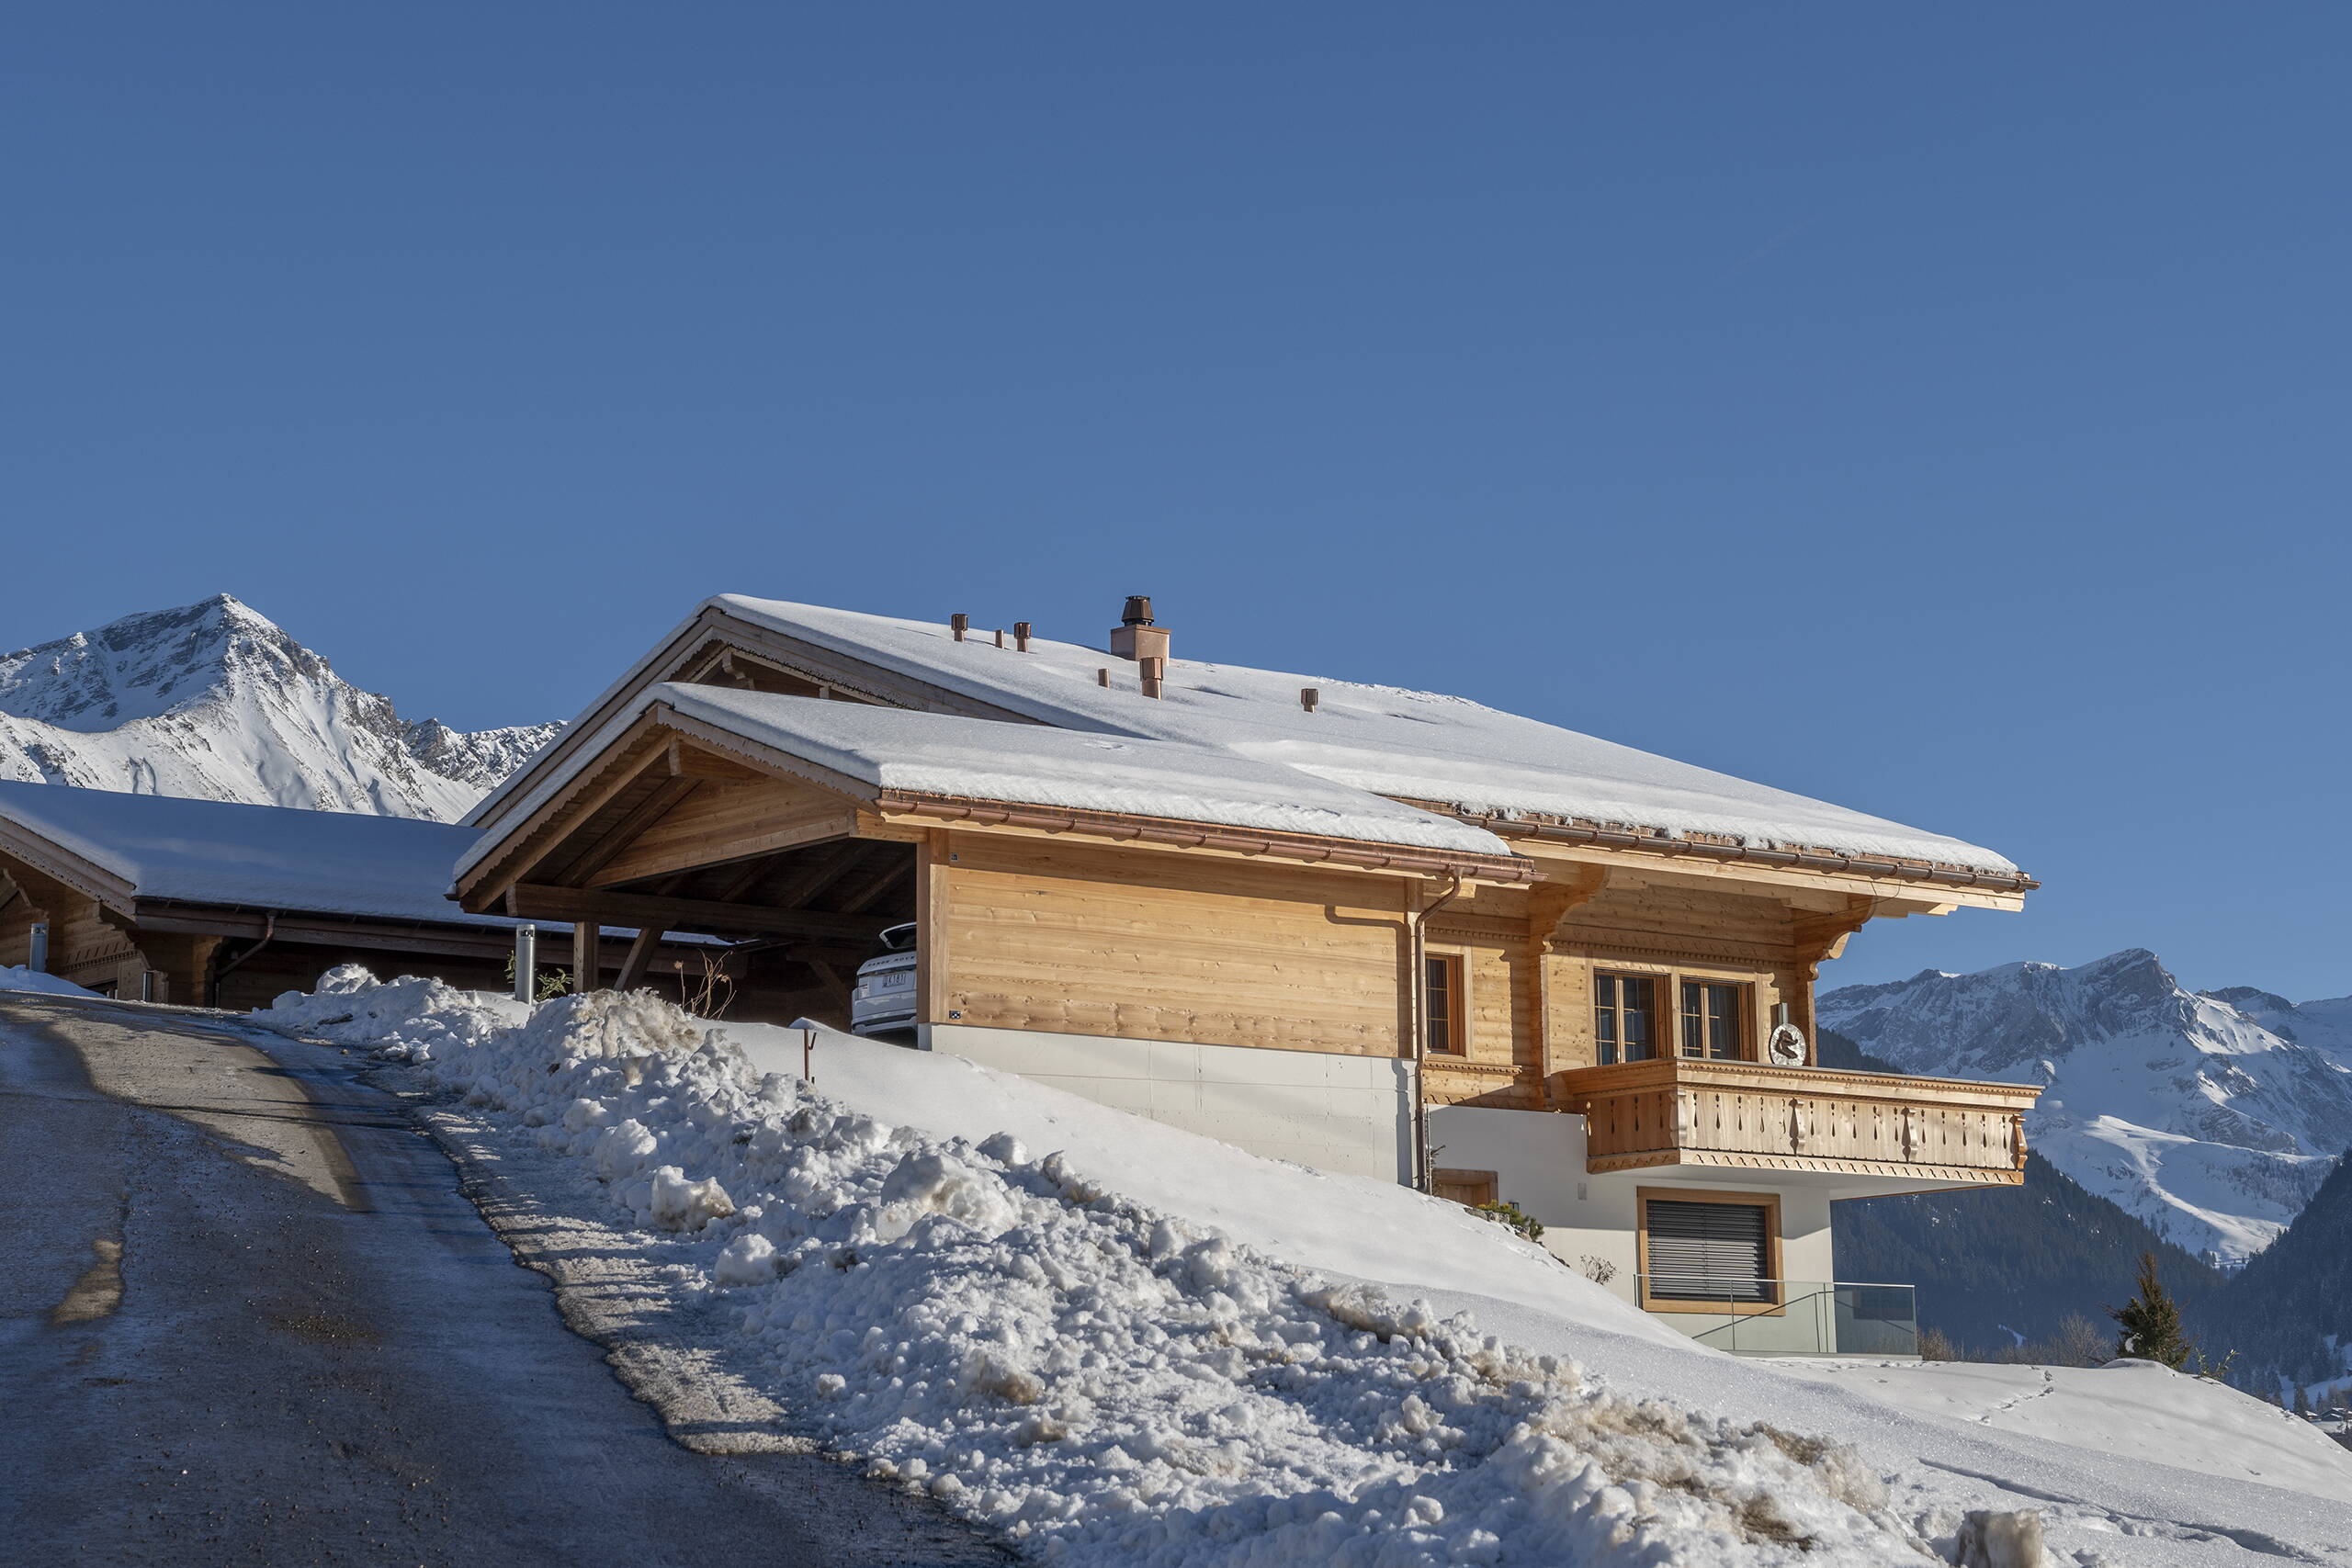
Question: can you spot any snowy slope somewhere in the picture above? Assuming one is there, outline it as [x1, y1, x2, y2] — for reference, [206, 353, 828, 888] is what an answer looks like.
[1820, 951, 2352, 1265]
[0, 595, 559, 821]
[254, 974, 2352, 1565]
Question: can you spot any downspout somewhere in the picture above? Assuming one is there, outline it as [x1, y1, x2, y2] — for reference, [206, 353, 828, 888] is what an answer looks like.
[208, 913, 277, 1007]
[1407, 873, 1465, 1192]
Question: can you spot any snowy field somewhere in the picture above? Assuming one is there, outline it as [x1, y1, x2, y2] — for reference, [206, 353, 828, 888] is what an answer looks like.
[254, 972, 2352, 1567]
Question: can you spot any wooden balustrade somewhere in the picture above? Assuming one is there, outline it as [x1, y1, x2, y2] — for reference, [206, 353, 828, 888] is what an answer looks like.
[1550, 1057, 2039, 1185]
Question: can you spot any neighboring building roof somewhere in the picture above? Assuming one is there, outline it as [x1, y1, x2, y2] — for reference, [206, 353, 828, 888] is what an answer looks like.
[0, 778, 509, 927]
[475, 597, 2019, 877]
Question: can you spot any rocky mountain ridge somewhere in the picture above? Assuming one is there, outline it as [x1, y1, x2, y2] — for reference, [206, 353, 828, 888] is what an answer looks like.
[1820, 949, 2352, 1265]
[0, 594, 559, 821]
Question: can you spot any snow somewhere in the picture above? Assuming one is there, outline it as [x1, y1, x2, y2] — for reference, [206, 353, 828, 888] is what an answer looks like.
[1821, 950, 2352, 1263]
[469, 597, 2017, 877]
[656, 682, 1510, 854]
[0, 778, 514, 929]
[0, 964, 98, 998]
[255, 972, 2352, 1565]
[1768, 1358, 2352, 1506]
[0, 594, 557, 821]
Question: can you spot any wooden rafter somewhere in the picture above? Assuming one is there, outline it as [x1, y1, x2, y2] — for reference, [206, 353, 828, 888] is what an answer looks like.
[505, 883, 891, 942]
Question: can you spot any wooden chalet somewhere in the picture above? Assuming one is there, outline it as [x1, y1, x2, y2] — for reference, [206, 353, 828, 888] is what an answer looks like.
[0, 781, 703, 1010]
[457, 593, 2043, 1349]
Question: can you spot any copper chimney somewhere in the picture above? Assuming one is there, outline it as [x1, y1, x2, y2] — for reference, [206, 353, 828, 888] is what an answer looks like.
[1109, 595, 1170, 664]
[951, 613, 969, 642]
[1013, 621, 1032, 652]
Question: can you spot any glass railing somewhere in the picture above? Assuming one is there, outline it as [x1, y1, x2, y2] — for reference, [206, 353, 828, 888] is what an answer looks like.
[1634, 1277, 1918, 1357]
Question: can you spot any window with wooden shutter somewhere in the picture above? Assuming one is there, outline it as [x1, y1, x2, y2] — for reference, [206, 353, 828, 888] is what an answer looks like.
[1423, 953, 1466, 1055]
[1639, 1191, 1779, 1307]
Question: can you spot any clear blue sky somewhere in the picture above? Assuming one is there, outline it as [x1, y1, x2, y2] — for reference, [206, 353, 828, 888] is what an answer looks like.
[7, 6, 2349, 998]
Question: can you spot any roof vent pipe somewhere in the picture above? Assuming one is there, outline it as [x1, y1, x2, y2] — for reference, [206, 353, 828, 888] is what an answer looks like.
[951, 614, 969, 642]
[1300, 687, 1319, 713]
[1109, 595, 1170, 664]
[1013, 621, 1032, 652]
[1138, 656, 1166, 699]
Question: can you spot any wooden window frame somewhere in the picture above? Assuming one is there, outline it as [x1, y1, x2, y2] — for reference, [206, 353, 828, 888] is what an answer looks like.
[1634, 1186, 1784, 1315]
[1594, 969, 1664, 1066]
[1423, 948, 1470, 1056]
[1678, 977, 1752, 1062]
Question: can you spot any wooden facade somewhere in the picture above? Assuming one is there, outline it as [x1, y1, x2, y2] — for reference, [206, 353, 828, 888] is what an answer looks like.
[455, 600, 2041, 1194]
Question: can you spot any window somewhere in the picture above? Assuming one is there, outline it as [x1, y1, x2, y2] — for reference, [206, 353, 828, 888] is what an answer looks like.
[1640, 1191, 1778, 1306]
[1679, 981, 1746, 1060]
[1594, 973, 1657, 1064]
[1423, 953, 1466, 1055]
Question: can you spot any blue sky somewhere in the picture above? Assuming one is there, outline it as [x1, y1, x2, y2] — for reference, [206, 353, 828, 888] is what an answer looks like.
[7, 6, 2349, 997]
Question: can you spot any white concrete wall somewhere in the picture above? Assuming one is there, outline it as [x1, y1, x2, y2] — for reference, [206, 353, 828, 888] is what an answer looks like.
[922, 1022, 1414, 1184]
[1427, 1103, 1838, 1309]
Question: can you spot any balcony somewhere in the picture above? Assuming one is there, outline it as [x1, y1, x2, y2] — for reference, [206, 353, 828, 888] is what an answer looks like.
[1551, 1056, 2038, 1186]
[1638, 1277, 1920, 1358]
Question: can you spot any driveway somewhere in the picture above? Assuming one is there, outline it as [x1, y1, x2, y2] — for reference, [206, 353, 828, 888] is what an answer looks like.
[0, 991, 1004, 1567]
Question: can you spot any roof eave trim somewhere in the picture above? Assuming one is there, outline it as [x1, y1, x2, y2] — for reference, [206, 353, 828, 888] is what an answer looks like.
[1450, 812, 2036, 893]
[873, 789, 1537, 883]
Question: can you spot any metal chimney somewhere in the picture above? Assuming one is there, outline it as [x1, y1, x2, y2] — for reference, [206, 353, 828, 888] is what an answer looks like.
[1109, 595, 1170, 664]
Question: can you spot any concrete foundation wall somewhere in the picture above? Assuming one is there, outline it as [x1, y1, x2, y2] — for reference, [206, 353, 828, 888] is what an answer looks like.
[1427, 1103, 1836, 1308]
[923, 1021, 1414, 1184]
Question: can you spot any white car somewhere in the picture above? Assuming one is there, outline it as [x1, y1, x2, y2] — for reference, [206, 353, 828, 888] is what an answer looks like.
[850, 923, 919, 1039]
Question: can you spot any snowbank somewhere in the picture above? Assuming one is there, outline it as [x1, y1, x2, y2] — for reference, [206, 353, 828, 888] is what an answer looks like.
[259, 973, 1947, 1565]
[256, 973, 2352, 1564]
[0, 964, 96, 998]
[725, 1019, 1686, 1351]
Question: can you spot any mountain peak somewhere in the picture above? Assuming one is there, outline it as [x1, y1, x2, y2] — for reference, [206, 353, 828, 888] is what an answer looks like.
[0, 595, 560, 821]
[1821, 949, 2352, 1265]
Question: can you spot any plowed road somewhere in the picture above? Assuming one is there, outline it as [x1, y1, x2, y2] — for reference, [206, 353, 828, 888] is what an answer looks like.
[0, 991, 1002, 1568]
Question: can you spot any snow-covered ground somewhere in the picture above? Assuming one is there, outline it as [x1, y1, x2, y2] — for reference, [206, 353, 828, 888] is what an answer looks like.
[257, 972, 2352, 1566]
[0, 964, 98, 998]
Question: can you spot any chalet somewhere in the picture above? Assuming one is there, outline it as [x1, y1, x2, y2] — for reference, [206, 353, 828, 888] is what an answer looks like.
[456, 594, 2041, 1352]
[0, 781, 707, 1009]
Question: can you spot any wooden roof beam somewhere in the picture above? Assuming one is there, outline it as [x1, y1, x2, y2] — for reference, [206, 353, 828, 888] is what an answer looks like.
[503, 883, 891, 942]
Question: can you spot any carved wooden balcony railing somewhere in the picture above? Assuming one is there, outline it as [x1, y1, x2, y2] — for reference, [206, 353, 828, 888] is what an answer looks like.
[1550, 1057, 2039, 1185]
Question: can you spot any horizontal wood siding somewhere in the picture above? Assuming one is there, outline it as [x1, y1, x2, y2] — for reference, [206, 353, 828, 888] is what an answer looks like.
[938, 832, 1409, 1055]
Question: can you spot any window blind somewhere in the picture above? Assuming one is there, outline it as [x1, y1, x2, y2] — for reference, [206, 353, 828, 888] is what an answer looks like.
[1645, 1200, 1771, 1302]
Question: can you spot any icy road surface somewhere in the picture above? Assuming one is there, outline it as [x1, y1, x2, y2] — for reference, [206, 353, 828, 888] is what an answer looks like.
[0, 992, 1002, 1567]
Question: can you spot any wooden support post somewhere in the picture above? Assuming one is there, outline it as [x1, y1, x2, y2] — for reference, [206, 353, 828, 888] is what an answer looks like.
[615, 926, 663, 993]
[572, 920, 598, 994]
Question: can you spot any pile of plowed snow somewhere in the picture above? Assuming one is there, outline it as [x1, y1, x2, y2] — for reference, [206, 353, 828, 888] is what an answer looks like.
[260, 971, 1939, 1565]
[0, 965, 97, 998]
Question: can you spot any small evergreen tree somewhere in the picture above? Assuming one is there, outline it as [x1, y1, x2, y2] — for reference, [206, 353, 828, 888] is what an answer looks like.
[2295, 1386, 2312, 1417]
[2109, 1251, 2196, 1369]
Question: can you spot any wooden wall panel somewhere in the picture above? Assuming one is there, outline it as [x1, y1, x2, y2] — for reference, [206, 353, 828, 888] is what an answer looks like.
[937, 834, 1410, 1055]
[592, 777, 860, 887]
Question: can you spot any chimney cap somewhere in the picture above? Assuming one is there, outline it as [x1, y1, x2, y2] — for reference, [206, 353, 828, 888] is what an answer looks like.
[1120, 595, 1155, 627]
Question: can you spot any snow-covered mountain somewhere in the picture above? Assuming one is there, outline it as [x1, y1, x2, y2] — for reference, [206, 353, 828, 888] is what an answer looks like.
[0, 595, 560, 822]
[1820, 950, 2352, 1266]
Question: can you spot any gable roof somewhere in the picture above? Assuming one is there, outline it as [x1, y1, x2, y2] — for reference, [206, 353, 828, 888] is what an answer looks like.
[0, 778, 506, 927]
[454, 682, 1519, 887]
[472, 596, 2021, 880]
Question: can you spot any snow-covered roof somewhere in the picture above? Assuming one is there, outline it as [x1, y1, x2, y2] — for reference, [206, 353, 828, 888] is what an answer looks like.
[488, 596, 2018, 875]
[658, 683, 1514, 856]
[0, 778, 505, 927]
